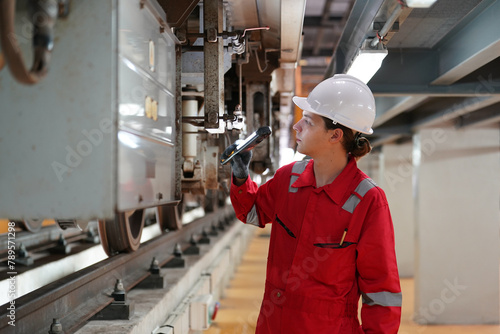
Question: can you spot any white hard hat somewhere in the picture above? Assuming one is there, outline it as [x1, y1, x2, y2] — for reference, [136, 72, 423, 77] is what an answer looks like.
[292, 74, 376, 134]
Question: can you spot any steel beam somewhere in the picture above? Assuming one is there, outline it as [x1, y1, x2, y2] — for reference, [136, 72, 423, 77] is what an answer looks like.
[412, 96, 500, 131]
[370, 82, 500, 97]
[303, 15, 343, 27]
[325, 0, 385, 77]
[374, 96, 428, 127]
[175, 46, 183, 201]
[312, 0, 335, 56]
[371, 134, 408, 148]
[370, 0, 500, 87]
[203, 0, 223, 129]
[370, 50, 439, 87]
[372, 124, 412, 136]
[457, 104, 500, 129]
[432, 0, 500, 85]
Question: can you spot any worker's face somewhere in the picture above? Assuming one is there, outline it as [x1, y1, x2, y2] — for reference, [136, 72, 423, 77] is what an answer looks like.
[293, 110, 331, 157]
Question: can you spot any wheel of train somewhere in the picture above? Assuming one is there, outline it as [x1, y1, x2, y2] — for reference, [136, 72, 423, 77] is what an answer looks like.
[16, 219, 44, 232]
[156, 202, 183, 233]
[98, 209, 146, 256]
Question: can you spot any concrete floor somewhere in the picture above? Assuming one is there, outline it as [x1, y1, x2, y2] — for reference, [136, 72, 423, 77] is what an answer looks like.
[206, 226, 500, 334]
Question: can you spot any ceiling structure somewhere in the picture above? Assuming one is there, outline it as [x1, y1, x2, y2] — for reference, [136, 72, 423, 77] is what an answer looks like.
[299, 0, 500, 147]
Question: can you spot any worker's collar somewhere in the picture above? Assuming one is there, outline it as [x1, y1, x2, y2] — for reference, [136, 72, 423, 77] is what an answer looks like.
[291, 156, 358, 204]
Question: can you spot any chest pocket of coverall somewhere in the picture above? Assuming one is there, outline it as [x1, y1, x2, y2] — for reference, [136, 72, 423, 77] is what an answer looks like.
[307, 236, 357, 289]
[303, 207, 358, 291]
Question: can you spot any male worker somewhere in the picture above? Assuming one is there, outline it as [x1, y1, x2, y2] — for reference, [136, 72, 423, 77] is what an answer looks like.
[222, 74, 401, 333]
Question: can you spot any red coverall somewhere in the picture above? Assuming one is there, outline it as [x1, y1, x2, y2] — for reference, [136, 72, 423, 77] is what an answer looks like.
[230, 157, 401, 333]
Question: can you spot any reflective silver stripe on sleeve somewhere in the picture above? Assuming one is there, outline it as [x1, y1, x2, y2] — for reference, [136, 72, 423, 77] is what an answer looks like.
[341, 178, 377, 213]
[246, 205, 260, 227]
[289, 160, 309, 193]
[362, 291, 402, 307]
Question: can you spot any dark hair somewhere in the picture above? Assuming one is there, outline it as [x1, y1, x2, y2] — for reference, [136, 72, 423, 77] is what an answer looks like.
[321, 116, 372, 159]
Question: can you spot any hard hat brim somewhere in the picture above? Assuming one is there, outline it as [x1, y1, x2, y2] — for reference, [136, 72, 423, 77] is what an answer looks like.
[292, 96, 312, 113]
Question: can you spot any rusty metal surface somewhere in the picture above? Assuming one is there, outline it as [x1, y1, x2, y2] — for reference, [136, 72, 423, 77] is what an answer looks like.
[203, 0, 224, 129]
[0, 206, 235, 334]
[175, 45, 183, 202]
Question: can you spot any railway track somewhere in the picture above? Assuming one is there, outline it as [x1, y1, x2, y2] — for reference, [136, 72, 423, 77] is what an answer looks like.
[0, 222, 100, 265]
[0, 206, 253, 334]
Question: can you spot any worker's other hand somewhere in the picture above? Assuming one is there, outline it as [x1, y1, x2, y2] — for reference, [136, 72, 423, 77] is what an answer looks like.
[221, 140, 252, 179]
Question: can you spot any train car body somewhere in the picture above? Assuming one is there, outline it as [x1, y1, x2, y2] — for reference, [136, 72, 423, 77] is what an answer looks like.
[1, 0, 178, 219]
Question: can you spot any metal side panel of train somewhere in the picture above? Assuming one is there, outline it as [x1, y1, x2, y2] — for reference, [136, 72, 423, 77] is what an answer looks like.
[0, 0, 179, 220]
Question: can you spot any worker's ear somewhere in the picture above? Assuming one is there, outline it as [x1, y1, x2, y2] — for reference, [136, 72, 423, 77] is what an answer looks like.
[329, 128, 343, 143]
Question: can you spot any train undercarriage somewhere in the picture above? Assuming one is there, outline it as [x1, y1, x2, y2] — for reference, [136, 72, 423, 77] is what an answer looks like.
[0, 0, 305, 255]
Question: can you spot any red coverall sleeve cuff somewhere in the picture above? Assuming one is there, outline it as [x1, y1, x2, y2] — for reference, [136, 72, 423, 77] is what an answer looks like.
[361, 304, 401, 334]
[229, 175, 261, 225]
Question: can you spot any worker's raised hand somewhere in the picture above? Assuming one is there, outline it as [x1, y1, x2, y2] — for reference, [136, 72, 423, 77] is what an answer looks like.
[221, 140, 252, 179]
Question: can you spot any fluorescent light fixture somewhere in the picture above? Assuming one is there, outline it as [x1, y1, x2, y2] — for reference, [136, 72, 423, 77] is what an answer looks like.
[346, 39, 388, 84]
[405, 0, 438, 8]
